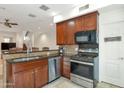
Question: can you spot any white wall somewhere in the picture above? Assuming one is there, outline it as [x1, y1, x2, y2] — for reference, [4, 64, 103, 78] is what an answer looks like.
[15, 31, 34, 48]
[34, 26, 58, 50]
[15, 31, 24, 48]
[98, 4, 124, 82]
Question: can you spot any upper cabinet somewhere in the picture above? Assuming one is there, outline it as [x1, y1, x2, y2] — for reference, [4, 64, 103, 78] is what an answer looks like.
[84, 12, 97, 31]
[75, 16, 85, 32]
[56, 11, 98, 45]
[56, 22, 66, 45]
[66, 19, 76, 44]
[56, 19, 76, 45]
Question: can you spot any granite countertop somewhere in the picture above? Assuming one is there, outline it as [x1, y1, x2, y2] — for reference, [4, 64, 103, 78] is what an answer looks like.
[7, 54, 60, 64]
[3, 49, 58, 55]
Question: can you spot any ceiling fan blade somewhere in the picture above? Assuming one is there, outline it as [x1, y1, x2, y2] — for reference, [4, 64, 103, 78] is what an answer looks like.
[5, 18, 9, 22]
[4, 23, 11, 28]
[8, 24, 12, 28]
[9, 23, 18, 25]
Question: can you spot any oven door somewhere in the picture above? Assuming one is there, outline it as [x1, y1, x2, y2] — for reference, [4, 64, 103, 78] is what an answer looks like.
[70, 60, 94, 80]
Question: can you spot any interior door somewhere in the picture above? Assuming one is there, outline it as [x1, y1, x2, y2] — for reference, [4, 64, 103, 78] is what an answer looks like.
[101, 22, 124, 87]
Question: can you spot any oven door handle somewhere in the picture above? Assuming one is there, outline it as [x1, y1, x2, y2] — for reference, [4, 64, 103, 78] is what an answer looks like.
[70, 60, 94, 66]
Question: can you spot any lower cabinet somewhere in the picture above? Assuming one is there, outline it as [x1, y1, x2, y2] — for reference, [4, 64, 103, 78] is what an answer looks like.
[7, 58, 48, 88]
[63, 62, 70, 79]
[14, 69, 34, 88]
[34, 64, 48, 88]
[62, 57, 70, 79]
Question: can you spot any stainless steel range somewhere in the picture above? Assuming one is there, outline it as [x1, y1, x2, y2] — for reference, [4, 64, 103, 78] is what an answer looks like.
[70, 44, 98, 88]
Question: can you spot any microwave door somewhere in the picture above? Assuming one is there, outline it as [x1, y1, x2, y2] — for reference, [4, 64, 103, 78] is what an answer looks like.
[75, 31, 97, 44]
[76, 36, 89, 43]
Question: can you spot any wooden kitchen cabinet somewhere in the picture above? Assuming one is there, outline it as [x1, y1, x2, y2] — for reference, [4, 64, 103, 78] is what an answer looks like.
[75, 16, 85, 32]
[34, 61, 48, 88]
[56, 19, 76, 45]
[63, 62, 70, 79]
[56, 11, 98, 45]
[66, 19, 76, 44]
[84, 12, 98, 31]
[7, 58, 48, 88]
[62, 57, 70, 79]
[14, 69, 34, 88]
[60, 57, 63, 75]
[56, 22, 66, 45]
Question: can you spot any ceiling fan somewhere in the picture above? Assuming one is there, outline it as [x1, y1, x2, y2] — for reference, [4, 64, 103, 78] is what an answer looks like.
[0, 19, 18, 28]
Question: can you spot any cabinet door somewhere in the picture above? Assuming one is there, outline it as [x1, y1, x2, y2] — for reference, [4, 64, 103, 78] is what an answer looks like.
[56, 22, 66, 45]
[66, 19, 76, 44]
[14, 69, 34, 88]
[63, 61, 70, 79]
[34, 60, 48, 87]
[60, 57, 63, 75]
[84, 12, 97, 31]
[75, 16, 85, 32]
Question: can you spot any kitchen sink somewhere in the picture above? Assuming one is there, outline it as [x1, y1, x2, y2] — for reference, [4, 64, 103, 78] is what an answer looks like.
[13, 56, 41, 62]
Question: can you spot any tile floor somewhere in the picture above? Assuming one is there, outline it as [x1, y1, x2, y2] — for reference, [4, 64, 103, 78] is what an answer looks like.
[44, 77, 120, 88]
[44, 77, 82, 88]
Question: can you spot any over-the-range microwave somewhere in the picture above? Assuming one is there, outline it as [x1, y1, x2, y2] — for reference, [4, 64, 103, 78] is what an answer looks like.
[75, 30, 97, 44]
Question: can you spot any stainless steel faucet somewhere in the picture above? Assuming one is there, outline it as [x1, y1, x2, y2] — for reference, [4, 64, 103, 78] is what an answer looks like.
[24, 31, 32, 57]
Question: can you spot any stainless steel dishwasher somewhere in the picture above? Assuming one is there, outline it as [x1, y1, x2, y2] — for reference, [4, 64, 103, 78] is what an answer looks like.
[48, 57, 61, 82]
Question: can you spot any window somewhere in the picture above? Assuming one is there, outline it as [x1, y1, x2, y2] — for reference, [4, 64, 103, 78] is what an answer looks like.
[3, 37, 12, 43]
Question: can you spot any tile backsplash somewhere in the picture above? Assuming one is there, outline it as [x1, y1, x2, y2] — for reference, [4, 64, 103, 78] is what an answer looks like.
[3, 50, 59, 60]
[62, 45, 79, 55]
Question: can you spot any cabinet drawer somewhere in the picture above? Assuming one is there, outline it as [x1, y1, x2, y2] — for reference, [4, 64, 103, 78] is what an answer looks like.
[12, 59, 48, 73]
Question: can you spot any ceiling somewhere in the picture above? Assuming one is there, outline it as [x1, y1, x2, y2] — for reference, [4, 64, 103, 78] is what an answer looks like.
[0, 4, 76, 33]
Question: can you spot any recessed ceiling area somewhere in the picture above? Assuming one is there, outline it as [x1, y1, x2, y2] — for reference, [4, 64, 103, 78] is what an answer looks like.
[0, 4, 76, 32]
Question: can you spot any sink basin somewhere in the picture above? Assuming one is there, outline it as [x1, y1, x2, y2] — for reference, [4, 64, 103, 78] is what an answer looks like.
[13, 56, 40, 62]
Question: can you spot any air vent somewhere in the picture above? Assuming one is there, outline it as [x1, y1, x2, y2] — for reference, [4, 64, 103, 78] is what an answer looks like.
[0, 7, 5, 10]
[79, 4, 89, 12]
[40, 5, 50, 11]
[28, 14, 36, 18]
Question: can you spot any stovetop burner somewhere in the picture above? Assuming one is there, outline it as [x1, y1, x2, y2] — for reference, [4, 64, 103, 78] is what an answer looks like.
[70, 52, 98, 62]
[71, 55, 93, 62]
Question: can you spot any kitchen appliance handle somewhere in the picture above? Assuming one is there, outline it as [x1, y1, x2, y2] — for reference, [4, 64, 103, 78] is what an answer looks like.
[54, 59, 57, 76]
[70, 60, 94, 66]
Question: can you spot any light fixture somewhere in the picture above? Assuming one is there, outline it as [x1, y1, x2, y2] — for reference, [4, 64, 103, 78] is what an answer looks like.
[51, 12, 57, 16]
